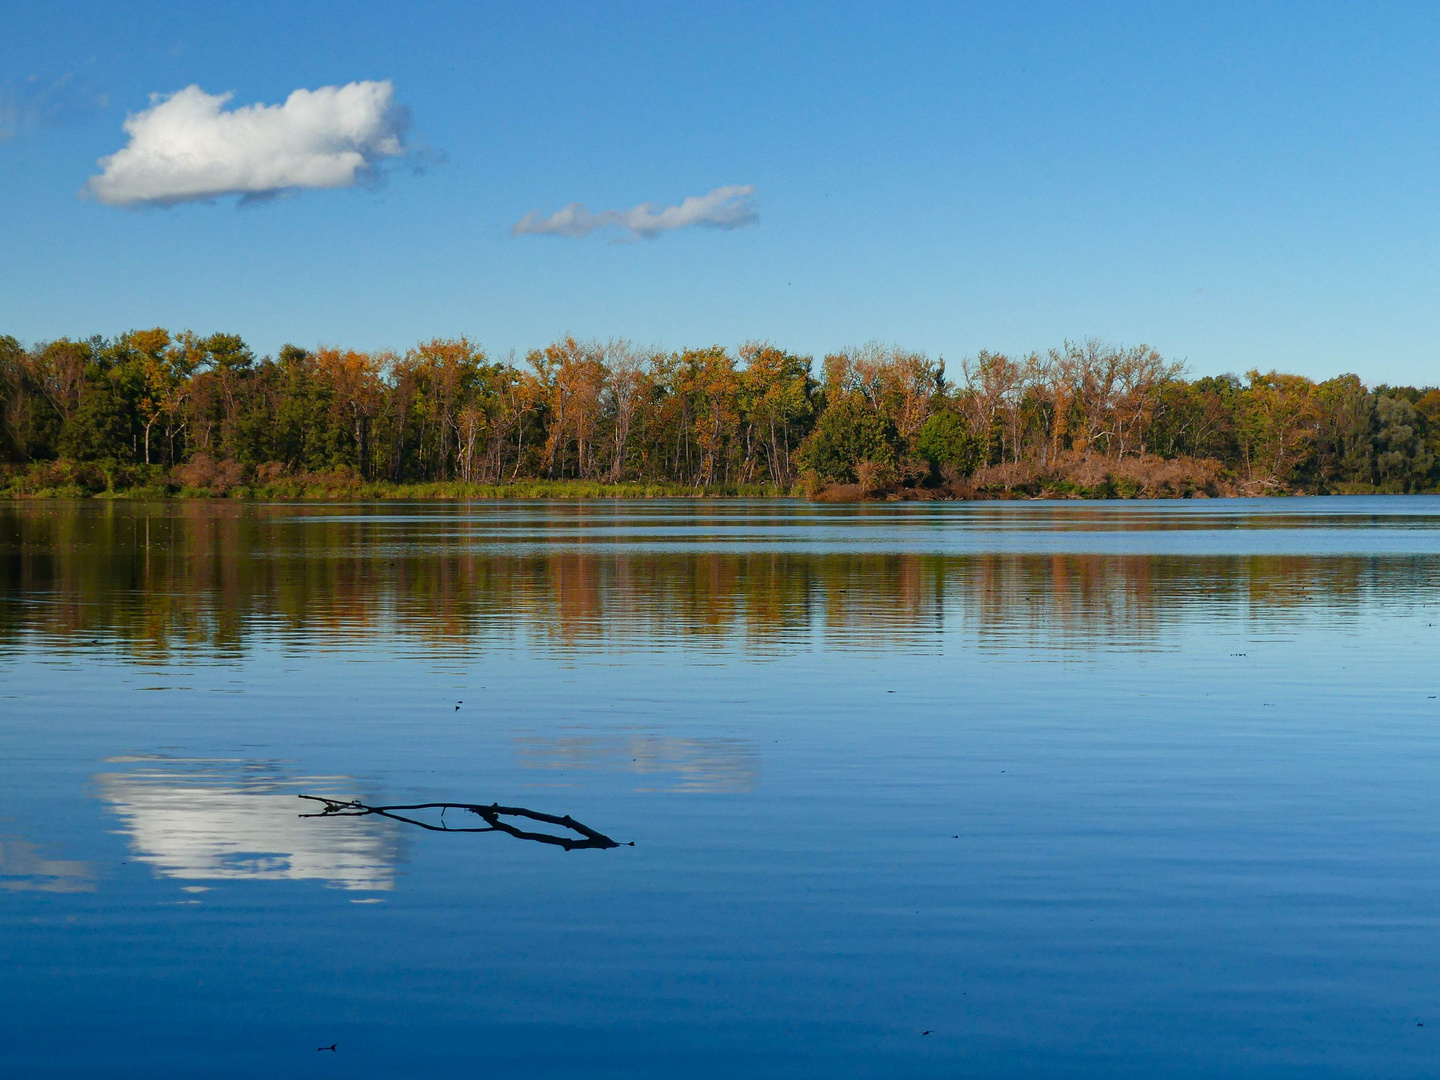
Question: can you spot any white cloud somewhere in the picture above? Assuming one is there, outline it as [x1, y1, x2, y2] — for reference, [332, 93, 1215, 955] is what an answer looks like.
[512, 184, 758, 239]
[87, 81, 407, 207]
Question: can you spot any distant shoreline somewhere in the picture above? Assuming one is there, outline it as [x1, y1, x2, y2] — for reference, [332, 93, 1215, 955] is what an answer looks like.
[7, 334, 1439, 505]
[3, 475, 1432, 503]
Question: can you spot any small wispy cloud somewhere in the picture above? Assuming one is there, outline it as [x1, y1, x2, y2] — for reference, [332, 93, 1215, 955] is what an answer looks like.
[512, 184, 758, 240]
[0, 72, 107, 141]
[86, 81, 409, 208]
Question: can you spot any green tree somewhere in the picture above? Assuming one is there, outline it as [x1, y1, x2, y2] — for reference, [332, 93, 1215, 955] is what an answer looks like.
[1373, 394, 1433, 490]
[799, 393, 900, 483]
[59, 366, 134, 466]
[916, 409, 984, 477]
[1313, 374, 1373, 488]
[0, 335, 27, 461]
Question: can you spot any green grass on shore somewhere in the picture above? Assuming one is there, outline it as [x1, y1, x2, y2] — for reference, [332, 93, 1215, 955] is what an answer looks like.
[0, 462, 798, 500]
[244, 478, 797, 500]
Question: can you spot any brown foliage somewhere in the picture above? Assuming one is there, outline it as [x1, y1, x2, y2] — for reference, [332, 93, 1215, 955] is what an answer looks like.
[172, 454, 245, 494]
[809, 482, 870, 503]
[972, 452, 1226, 498]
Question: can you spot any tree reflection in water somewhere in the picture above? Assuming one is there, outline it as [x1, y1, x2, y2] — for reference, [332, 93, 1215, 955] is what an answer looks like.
[5, 500, 1437, 661]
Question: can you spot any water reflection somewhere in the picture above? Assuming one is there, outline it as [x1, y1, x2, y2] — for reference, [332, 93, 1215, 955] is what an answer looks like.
[1, 500, 1437, 660]
[0, 836, 95, 893]
[515, 735, 760, 793]
[96, 758, 396, 891]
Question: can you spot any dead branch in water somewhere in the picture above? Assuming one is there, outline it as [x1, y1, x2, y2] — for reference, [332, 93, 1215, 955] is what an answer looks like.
[298, 796, 624, 850]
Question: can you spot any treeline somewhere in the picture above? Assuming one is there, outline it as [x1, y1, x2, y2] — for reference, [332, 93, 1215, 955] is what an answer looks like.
[0, 330, 1436, 497]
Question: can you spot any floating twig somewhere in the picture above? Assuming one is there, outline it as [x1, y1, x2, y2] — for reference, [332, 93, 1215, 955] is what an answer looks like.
[298, 796, 623, 850]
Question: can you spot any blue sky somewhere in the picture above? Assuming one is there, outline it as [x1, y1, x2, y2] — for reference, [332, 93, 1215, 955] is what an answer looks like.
[2, 1, 1439, 384]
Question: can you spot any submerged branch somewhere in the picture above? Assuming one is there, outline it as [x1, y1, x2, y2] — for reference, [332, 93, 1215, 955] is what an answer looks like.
[298, 795, 623, 850]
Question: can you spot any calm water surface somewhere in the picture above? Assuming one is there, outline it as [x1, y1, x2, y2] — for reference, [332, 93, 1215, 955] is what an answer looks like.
[3, 497, 1440, 1078]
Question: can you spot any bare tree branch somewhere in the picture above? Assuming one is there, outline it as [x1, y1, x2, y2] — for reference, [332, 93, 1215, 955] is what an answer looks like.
[298, 796, 625, 850]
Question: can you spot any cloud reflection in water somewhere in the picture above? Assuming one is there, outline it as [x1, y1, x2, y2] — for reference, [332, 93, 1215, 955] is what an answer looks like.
[0, 837, 95, 893]
[515, 735, 759, 793]
[96, 758, 396, 891]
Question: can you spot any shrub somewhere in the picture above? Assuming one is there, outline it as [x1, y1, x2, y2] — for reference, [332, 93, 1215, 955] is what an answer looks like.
[172, 454, 246, 495]
[798, 394, 900, 483]
[855, 458, 897, 492]
[916, 410, 984, 476]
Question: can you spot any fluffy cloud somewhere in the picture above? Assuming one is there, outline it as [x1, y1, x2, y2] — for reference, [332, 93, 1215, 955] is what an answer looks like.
[512, 184, 758, 239]
[87, 81, 407, 207]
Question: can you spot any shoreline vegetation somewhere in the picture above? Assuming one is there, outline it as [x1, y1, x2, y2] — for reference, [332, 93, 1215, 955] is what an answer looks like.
[2, 331, 1437, 501]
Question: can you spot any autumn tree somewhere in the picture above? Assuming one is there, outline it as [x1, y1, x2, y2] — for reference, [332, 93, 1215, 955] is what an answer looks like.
[393, 338, 490, 480]
[738, 342, 814, 487]
[682, 347, 742, 486]
[602, 342, 652, 482]
[531, 337, 607, 480]
[1236, 370, 1320, 489]
[959, 351, 1025, 464]
[312, 347, 385, 475]
[115, 328, 198, 466]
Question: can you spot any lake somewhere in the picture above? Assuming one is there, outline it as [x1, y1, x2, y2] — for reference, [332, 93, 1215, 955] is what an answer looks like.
[3, 497, 1440, 1078]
